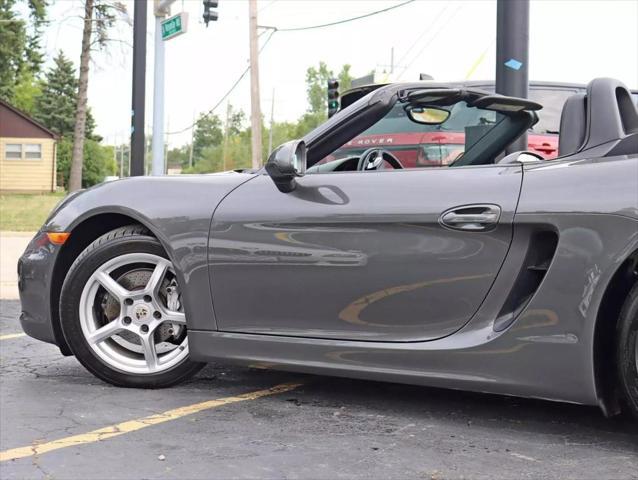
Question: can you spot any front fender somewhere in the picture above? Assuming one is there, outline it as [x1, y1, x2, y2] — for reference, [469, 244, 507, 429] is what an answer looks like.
[45, 172, 257, 332]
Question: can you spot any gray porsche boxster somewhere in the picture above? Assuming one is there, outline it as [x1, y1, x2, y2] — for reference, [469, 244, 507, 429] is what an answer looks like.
[18, 77, 638, 417]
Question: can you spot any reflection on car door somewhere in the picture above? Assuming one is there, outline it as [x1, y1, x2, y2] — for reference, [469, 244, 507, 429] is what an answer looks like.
[208, 166, 522, 342]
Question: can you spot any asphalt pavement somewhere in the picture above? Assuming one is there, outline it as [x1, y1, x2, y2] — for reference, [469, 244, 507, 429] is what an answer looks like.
[1, 299, 637, 480]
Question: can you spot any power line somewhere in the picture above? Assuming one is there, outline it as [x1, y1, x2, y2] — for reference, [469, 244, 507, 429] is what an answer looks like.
[259, 0, 415, 32]
[257, 0, 279, 14]
[393, 5, 449, 69]
[166, 29, 276, 136]
[167, 1, 417, 136]
[396, 5, 462, 80]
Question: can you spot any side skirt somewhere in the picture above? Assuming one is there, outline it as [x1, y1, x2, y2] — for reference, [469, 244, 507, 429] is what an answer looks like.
[189, 329, 594, 406]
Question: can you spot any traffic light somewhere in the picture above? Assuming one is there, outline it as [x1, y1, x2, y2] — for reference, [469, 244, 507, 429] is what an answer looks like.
[327, 78, 339, 118]
[203, 0, 219, 27]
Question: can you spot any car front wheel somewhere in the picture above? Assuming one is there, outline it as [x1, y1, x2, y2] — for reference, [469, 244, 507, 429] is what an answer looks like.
[60, 225, 204, 388]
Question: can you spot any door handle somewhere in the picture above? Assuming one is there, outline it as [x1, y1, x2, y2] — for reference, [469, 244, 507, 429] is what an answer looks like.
[440, 204, 501, 231]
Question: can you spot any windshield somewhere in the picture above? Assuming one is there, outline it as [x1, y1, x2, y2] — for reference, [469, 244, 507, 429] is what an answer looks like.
[315, 100, 504, 169]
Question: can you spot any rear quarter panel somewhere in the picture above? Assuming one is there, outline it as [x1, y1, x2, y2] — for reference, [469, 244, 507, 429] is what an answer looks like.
[516, 154, 638, 406]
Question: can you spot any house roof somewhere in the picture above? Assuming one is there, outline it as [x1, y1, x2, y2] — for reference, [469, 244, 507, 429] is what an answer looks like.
[0, 98, 59, 139]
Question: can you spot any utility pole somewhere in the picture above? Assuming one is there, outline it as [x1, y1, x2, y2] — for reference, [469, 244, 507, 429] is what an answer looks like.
[188, 110, 195, 168]
[268, 89, 275, 154]
[164, 117, 170, 174]
[119, 143, 124, 177]
[390, 47, 394, 74]
[145, 132, 151, 175]
[222, 103, 232, 171]
[248, 0, 262, 169]
[495, 0, 529, 153]
[112, 140, 117, 175]
[130, 0, 147, 176]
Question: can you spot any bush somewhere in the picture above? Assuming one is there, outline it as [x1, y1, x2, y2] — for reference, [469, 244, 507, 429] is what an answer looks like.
[56, 138, 116, 188]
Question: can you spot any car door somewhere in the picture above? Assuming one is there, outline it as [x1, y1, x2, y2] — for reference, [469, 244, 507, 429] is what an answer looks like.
[208, 164, 522, 342]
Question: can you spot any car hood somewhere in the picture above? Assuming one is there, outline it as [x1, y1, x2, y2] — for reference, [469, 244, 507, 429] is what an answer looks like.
[43, 171, 257, 233]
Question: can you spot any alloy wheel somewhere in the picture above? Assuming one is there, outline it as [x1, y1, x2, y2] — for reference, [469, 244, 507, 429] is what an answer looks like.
[78, 253, 189, 374]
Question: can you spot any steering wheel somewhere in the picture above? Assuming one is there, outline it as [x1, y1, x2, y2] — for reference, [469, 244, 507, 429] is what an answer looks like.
[356, 148, 404, 171]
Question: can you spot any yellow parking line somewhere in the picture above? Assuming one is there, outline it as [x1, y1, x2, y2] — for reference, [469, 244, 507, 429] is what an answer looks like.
[0, 333, 26, 341]
[0, 382, 301, 462]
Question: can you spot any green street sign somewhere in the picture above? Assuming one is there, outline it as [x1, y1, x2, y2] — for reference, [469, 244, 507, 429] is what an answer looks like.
[161, 12, 188, 41]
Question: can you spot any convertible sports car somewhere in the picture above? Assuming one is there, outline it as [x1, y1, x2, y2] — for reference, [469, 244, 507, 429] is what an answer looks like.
[18, 77, 638, 417]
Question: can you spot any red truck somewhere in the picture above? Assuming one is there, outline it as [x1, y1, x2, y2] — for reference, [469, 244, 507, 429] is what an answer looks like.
[328, 81, 638, 167]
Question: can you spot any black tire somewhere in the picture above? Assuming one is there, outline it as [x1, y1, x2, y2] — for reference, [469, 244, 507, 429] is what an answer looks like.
[617, 282, 638, 418]
[59, 225, 205, 388]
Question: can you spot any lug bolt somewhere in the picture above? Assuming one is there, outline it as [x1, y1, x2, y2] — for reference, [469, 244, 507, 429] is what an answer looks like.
[123, 316, 132, 325]
[153, 311, 162, 319]
[124, 298, 133, 306]
[140, 324, 149, 333]
[143, 295, 152, 303]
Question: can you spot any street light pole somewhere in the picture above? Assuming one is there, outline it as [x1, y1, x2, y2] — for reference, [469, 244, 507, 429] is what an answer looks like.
[152, 13, 166, 175]
[495, 0, 530, 153]
[248, 0, 262, 169]
[151, 0, 175, 176]
[130, 0, 147, 177]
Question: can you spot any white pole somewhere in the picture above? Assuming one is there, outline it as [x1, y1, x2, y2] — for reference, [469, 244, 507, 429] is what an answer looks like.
[119, 143, 124, 177]
[248, 0, 262, 169]
[151, 14, 165, 176]
[188, 109, 195, 168]
[268, 88, 275, 155]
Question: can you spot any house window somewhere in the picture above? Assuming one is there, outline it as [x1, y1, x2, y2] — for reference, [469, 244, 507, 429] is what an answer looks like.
[5, 144, 22, 160]
[25, 144, 42, 160]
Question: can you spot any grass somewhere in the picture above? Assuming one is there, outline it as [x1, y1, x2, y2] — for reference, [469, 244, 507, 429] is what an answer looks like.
[0, 192, 66, 232]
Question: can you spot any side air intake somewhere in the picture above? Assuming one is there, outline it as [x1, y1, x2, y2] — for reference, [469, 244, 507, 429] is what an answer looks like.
[493, 230, 559, 332]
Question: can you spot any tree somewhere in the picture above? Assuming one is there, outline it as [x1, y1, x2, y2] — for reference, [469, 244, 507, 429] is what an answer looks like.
[32, 51, 98, 139]
[56, 138, 116, 188]
[68, 0, 125, 192]
[33, 52, 77, 136]
[0, 0, 46, 102]
[298, 62, 354, 135]
[192, 113, 223, 161]
[166, 145, 190, 170]
[12, 69, 41, 114]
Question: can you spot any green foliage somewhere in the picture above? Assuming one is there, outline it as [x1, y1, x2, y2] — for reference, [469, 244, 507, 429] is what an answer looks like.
[33, 52, 78, 137]
[299, 61, 354, 134]
[12, 69, 41, 114]
[93, 1, 125, 49]
[0, 0, 28, 100]
[0, 0, 46, 102]
[56, 137, 115, 188]
[31, 51, 97, 139]
[186, 62, 355, 174]
[167, 145, 190, 169]
[192, 113, 223, 162]
[305, 62, 353, 116]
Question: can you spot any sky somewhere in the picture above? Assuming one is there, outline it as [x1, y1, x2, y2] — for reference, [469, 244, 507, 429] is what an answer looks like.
[35, 0, 638, 148]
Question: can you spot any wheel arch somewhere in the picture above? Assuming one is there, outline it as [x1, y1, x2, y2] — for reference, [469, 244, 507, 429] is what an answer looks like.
[50, 212, 165, 355]
[593, 246, 638, 415]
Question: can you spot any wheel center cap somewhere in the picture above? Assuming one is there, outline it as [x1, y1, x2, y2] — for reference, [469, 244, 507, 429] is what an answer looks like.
[134, 305, 150, 321]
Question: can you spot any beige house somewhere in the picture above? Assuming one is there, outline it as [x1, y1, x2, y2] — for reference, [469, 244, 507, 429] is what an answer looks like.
[0, 99, 57, 192]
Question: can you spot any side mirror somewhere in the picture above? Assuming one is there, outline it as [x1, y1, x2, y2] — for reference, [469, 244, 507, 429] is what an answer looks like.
[265, 140, 307, 193]
[405, 105, 450, 125]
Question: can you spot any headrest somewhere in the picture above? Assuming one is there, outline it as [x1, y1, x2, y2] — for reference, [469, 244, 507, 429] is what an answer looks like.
[558, 93, 587, 156]
[586, 77, 638, 146]
[558, 78, 638, 157]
